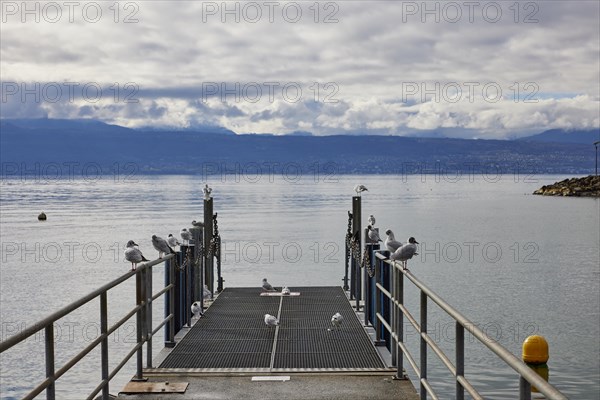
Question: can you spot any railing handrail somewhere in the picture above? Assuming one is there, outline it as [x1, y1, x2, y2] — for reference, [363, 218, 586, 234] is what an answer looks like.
[373, 251, 568, 400]
[0, 255, 174, 354]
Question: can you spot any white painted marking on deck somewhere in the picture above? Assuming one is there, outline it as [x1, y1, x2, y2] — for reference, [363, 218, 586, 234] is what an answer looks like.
[251, 376, 291, 382]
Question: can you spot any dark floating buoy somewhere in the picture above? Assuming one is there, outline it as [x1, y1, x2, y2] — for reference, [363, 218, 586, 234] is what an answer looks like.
[38, 212, 47, 221]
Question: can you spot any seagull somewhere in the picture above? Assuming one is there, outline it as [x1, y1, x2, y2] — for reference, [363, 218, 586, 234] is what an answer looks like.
[329, 312, 343, 331]
[203, 184, 212, 200]
[354, 184, 368, 196]
[390, 237, 419, 271]
[191, 301, 204, 318]
[124, 240, 148, 271]
[203, 284, 211, 300]
[191, 220, 204, 228]
[367, 225, 383, 243]
[368, 214, 376, 227]
[180, 228, 192, 245]
[167, 234, 181, 248]
[152, 235, 175, 258]
[262, 278, 276, 292]
[281, 286, 291, 295]
[264, 314, 279, 327]
[38, 212, 47, 221]
[384, 229, 403, 253]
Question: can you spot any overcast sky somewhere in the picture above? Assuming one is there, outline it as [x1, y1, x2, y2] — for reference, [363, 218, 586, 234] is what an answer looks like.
[1, 0, 599, 138]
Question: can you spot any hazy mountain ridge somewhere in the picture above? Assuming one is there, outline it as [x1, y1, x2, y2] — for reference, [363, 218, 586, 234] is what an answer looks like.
[0, 119, 596, 175]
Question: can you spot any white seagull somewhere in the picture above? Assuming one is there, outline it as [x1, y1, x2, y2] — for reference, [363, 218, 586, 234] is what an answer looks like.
[354, 184, 368, 196]
[124, 240, 148, 271]
[264, 314, 279, 327]
[368, 214, 376, 227]
[384, 229, 403, 253]
[281, 286, 291, 295]
[203, 184, 213, 200]
[329, 312, 343, 331]
[203, 284, 211, 300]
[390, 237, 419, 271]
[367, 225, 383, 243]
[180, 228, 192, 245]
[262, 278, 276, 292]
[191, 301, 204, 318]
[167, 234, 181, 248]
[152, 235, 175, 258]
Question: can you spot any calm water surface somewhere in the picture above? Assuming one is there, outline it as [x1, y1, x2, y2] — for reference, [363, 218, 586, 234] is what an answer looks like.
[0, 174, 598, 399]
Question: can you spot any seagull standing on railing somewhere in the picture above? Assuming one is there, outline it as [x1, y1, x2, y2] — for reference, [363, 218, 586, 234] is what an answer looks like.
[367, 225, 383, 243]
[354, 184, 368, 196]
[282, 286, 291, 295]
[390, 237, 419, 271]
[368, 214, 376, 227]
[167, 234, 181, 248]
[180, 228, 192, 245]
[152, 235, 175, 258]
[124, 240, 148, 271]
[384, 229, 403, 253]
[203, 284, 211, 300]
[262, 278, 276, 292]
[264, 314, 279, 327]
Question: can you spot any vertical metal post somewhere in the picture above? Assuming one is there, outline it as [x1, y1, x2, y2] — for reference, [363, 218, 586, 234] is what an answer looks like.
[390, 259, 397, 367]
[456, 322, 464, 400]
[519, 376, 532, 400]
[374, 255, 382, 343]
[100, 292, 109, 400]
[146, 266, 153, 368]
[420, 290, 427, 400]
[185, 253, 192, 327]
[204, 197, 214, 293]
[396, 262, 405, 379]
[45, 324, 55, 400]
[343, 236, 350, 291]
[135, 269, 144, 380]
[167, 258, 176, 347]
[351, 196, 361, 309]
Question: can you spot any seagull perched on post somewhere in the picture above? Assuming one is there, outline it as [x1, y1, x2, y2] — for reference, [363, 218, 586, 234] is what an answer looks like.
[203, 184, 212, 200]
[354, 184, 368, 196]
[264, 314, 279, 327]
[329, 312, 343, 331]
[367, 225, 383, 243]
[384, 229, 403, 253]
[180, 228, 192, 245]
[262, 278, 276, 292]
[390, 237, 419, 271]
[124, 240, 148, 271]
[167, 234, 181, 248]
[368, 214, 376, 227]
[152, 235, 175, 258]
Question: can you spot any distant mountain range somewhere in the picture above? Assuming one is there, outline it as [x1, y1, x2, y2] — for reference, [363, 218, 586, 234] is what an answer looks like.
[1, 119, 598, 175]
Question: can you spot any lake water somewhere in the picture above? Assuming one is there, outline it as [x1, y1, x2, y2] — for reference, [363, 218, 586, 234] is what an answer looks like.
[0, 174, 598, 399]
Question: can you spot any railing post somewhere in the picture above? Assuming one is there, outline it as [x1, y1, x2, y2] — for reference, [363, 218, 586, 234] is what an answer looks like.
[351, 196, 361, 307]
[204, 197, 214, 293]
[390, 258, 397, 367]
[396, 262, 404, 379]
[456, 322, 464, 400]
[165, 258, 176, 347]
[100, 292, 109, 400]
[45, 324, 55, 400]
[374, 254, 382, 343]
[519, 376, 532, 400]
[146, 265, 153, 368]
[134, 269, 145, 380]
[420, 290, 427, 400]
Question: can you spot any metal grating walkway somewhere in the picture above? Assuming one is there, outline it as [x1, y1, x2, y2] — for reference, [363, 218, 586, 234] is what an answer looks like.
[159, 287, 386, 371]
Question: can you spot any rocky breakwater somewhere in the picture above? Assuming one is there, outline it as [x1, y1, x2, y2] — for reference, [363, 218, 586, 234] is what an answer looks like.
[533, 175, 600, 197]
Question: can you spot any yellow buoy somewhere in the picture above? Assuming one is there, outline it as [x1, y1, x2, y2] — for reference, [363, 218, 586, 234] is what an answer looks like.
[522, 335, 549, 364]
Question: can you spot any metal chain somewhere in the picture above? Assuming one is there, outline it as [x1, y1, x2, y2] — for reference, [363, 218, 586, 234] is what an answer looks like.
[362, 245, 375, 277]
[207, 213, 221, 257]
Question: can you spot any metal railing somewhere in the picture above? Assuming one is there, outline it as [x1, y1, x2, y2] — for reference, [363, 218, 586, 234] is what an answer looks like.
[371, 250, 568, 400]
[0, 254, 176, 400]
